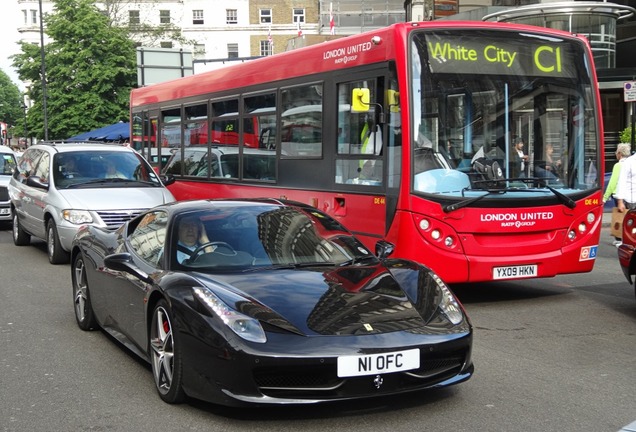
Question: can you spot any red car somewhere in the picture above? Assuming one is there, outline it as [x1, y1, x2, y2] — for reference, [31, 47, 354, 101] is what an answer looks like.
[617, 209, 636, 299]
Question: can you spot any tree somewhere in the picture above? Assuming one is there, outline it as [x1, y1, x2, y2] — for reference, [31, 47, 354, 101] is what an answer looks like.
[12, 0, 137, 140]
[0, 70, 25, 138]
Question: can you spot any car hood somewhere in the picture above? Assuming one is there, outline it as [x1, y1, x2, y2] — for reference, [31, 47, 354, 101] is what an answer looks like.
[59, 187, 174, 210]
[198, 264, 427, 337]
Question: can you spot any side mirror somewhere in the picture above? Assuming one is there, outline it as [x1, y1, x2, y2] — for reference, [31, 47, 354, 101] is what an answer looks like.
[104, 252, 153, 284]
[26, 175, 49, 190]
[375, 240, 395, 259]
[160, 173, 175, 186]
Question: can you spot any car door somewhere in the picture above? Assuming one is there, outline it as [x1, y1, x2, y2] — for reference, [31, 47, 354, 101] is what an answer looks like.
[13, 148, 48, 238]
[109, 210, 169, 352]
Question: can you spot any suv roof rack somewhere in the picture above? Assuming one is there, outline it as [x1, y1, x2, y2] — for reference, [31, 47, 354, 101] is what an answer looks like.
[35, 140, 128, 147]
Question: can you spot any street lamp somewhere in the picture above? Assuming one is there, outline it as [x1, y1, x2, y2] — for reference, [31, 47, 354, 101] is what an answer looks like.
[38, 0, 49, 140]
[21, 103, 28, 146]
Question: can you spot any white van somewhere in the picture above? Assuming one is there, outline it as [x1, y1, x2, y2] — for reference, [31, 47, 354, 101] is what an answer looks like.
[9, 142, 175, 264]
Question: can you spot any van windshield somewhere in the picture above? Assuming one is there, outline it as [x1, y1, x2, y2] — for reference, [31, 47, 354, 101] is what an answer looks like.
[53, 150, 161, 188]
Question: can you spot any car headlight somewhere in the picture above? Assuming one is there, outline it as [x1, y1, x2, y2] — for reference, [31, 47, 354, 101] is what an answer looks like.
[431, 273, 463, 325]
[193, 287, 266, 343]
[62, 209, 93, 225]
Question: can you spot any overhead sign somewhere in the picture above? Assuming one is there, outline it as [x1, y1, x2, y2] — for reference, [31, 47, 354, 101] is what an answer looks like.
[625, 81, 636, 102]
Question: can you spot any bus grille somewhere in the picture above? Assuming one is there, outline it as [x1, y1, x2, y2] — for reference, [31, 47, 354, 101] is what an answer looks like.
[0, 186, 8, 201]
[96, 210, 144, 229]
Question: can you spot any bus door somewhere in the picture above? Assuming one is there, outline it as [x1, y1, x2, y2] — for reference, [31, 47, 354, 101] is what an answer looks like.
[329, 71, 395, 242]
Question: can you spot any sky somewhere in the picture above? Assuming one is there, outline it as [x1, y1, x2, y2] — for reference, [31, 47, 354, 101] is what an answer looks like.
[0, 1, 27, 89]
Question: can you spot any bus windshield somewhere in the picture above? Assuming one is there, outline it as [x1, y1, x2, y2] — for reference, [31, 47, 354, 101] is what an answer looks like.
[410, 29, 600, 199]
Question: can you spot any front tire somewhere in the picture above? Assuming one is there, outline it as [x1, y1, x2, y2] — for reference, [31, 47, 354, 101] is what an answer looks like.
[12, 212, 30, 246]
[72, 253, 98, 331]
[47, 220, 70, 264]
[150, 300, 185, 404]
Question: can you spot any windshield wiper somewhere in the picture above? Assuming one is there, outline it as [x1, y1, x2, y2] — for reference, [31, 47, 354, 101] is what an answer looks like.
[338, 255, 379, 266]
[534, 179, 577, 209]
[443, 177, 576, 213]
[64, 178, 150, 188]
[443, 191, 498, 213]
[242, 262, 338, 272]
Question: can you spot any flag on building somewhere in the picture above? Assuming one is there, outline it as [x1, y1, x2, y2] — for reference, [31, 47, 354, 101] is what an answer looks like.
[297, 21, 303, 37]
[329, 3, 335, 35]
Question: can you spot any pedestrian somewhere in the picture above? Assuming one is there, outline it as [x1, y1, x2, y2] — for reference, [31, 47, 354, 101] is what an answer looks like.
[604, 143, 630, 204]
[615, 146, 636, 214]
[511, 137, 529, 178]
[604, 143, 631, 246]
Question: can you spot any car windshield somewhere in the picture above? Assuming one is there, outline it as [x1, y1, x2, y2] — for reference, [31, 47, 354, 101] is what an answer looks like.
[53, 150, 162, 188]
[173, 204, 377, 271]
[0, 153, 17, 175]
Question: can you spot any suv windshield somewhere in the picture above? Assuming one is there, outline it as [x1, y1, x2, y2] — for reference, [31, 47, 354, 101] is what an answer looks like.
[0, 152, 17, 175]
[53, 150, 161, 188]
[410, 29, 600, 201]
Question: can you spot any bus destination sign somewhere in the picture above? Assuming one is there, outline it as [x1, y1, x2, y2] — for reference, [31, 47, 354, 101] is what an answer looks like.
[426, 36, 577, 78]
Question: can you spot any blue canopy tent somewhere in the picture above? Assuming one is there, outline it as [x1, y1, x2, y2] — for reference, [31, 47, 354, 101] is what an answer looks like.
[67, 122, 130, 142]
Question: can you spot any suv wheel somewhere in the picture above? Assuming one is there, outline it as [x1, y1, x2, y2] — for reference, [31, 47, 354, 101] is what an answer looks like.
[13, 213, 31, 246]
[47, 220, 70, 264]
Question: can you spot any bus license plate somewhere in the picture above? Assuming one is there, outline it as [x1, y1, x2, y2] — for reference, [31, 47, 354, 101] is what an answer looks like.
[337, 349, 419, 377]
[493, 264, 538, 280]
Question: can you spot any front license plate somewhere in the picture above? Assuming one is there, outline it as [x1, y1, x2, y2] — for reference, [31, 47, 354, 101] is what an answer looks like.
[337, 348, 420, 377]
[0, 208, 9, 215]
[493, 264, 538, 280]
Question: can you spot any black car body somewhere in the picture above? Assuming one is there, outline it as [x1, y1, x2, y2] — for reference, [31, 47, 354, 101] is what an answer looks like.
[71, 198, 473, 406]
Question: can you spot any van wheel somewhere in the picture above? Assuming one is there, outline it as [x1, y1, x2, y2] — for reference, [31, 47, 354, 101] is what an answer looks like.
[13, 213, 31, 246]
[47, 220, 70, 264]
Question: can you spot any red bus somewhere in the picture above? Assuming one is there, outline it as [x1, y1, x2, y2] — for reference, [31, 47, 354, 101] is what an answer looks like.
[130, 21, 604, 284]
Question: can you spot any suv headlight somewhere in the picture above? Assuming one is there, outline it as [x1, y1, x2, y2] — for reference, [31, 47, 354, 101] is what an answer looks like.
[62, 210, 93, 225]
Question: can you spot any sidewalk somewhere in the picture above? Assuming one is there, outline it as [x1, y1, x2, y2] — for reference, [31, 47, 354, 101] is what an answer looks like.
[603, 210, 611, 228]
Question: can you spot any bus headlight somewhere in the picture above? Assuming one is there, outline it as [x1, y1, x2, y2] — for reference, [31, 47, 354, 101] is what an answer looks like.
[586, 213, 595, 224]
[578, 223, 587, 233]
[431, 229, 441, 240]
[419, 219, 430, 230]
[568, 230, 576, 240]
[444, 236, 454, 247]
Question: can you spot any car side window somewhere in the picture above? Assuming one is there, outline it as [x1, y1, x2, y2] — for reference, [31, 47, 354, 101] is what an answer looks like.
[32, 152, 50, 183]
[16, 148, 43, 183]
[128, 211, 168, 268]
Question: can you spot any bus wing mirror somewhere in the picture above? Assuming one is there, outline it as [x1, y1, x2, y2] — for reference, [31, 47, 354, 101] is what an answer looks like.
[375, 240, 395, 259]
[351, 88, 370, 113]
[387, 90, 400, 113]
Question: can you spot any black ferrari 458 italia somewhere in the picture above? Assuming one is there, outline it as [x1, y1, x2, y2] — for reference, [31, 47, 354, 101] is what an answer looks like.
[71, 198, 473, 406]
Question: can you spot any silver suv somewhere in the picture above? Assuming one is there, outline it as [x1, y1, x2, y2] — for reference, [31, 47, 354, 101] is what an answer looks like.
[9, 142, 175, 264]
[0, 146, 19, 223]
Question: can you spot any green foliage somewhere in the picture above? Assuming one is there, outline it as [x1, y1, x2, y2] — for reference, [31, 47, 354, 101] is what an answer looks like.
[12, 0, 137, 140]
[620, 126, 633, 144]
[0, 70, 25, 136]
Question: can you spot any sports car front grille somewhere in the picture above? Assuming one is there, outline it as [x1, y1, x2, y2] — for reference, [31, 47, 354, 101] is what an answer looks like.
[96, 209, 144, 229]
[253, 353, 467, 400]
[0, 186, 8, 201]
